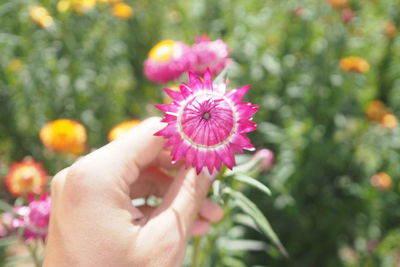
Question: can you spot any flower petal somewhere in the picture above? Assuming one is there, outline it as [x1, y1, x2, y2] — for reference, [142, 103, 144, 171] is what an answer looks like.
[164, 88, 184, 102]
[226, 85, 251, 103]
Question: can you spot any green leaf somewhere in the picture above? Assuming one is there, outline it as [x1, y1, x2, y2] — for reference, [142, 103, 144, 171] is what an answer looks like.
[0, 236, 16, 247]
[0, 200, 14, 214]
[223, 187, 289, 258]
[233, 174, 271, 196]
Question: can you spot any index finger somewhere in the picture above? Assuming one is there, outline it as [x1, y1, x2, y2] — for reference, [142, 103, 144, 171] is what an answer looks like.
[105, 117, 166, 171]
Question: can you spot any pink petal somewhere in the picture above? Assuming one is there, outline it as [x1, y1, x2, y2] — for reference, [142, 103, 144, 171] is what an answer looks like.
[161, 114, 177, 123]
[237, 119, 257, 134]
[172, 141, 191, 163]
[203, 68, 213, 90]
[164, 88, 184, 102]
[188, 72, 202, 91]
[154, 104, 179, 114]
[205, 150, 216, 173]
[232, 134, 255, 151]
[238, 103, 258, 119]
[154, 123, 177, 137]
[226, 85, 251, 103]
[195, 150, 207, 174]
[180, 84, 193, 98]
[215, 146, 235, 169]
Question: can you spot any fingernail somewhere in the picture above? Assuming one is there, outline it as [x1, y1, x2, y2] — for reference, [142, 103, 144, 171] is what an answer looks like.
[202, 169, 219, 181]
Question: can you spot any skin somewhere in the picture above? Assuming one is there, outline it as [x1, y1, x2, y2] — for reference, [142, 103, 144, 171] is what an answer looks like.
[44, 117, 223, 267]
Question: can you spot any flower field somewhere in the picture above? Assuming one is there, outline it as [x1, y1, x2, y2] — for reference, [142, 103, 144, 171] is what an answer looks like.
[1, 0, 400, 266]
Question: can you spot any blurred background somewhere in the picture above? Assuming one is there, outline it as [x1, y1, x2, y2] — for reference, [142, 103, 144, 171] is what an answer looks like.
[1, 0, 400, 266]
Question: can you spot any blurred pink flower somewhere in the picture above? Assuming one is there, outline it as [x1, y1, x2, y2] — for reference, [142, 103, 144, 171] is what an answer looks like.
[190, 36, 230, 76]
[2, 194, 51, 242]
[253, 149, 274, 172]
[155, 69, 258, 174]
[144, 40, 194, 84]
[341, 8, 355, 24]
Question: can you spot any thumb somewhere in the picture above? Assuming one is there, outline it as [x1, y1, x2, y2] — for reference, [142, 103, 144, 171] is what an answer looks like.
[156, 167, 214, 236]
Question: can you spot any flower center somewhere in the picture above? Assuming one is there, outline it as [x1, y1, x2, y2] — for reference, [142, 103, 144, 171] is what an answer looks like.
[149, 40, 175, 62]
[202, 112, 211, 120]
[179, 92, 236, 148]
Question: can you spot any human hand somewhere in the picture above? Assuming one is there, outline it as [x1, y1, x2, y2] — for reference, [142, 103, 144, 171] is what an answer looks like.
[44, 117, 223, 267]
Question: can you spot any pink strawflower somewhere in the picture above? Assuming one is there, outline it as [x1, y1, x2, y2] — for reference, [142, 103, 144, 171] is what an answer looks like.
[155, 69, 258, 174]
[341, 8, 355, 24]
[3, 194, 51, 242]
[190, 36, 230, 76]
[144, 40, 194, 84]
[253, 149, 274, 172]
[24, 194, 51, 241]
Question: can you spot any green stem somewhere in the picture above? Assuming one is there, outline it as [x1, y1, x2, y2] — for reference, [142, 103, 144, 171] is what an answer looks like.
[26, 241, 41, 267]
[191, 236, 202, 267]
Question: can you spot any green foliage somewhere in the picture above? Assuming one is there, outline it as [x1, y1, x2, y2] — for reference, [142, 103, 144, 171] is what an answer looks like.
[1, 0, 400, 266]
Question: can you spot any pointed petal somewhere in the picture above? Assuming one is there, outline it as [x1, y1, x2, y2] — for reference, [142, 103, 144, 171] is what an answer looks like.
[226, 85, 251, 103]
[231, 134, 255, 151]
[154, 104, 178, 114]
[205, 149, 216, 173]
[172, 141, 191, 163]
[188, 71, 202, 91]
[195, 149, 207, 174]
[185, 147, 197, 169]
[230, 143, 244, 154]
[216, 146, 235, 169]
[161, 114, 177, 123]
[164, 88, 184, 102]
[237, 119, 257, 134]
[154, 123, 177, 137]
[203, 68, 213, 90]
[180, 84, 193, 98]
[238, 103, 258, 119]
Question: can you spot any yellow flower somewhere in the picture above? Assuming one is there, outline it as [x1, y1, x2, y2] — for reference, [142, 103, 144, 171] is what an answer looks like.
[57, 0, 96, 14]
[384, 20, 397, 39]
[4, 158, 48, 197]
[328, 0, 348, 8]
[98, 0, 122, 3]
[40, 119, 87, 155]
[111, 3, 134, 19]
[108, 120, 140, 142]
[29, 6, 53, 28]
[340, 56, 370, 73]
[382, 113, 398, 130]
[7, 59, 23, 72]
[371, 172, 392, 191]
[57, 0, 71, 12]
[148, 40, 176, 62]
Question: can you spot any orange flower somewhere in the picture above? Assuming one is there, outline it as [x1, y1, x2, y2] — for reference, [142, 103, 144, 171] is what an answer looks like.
[108, 120, 140, 142]
[111, 3, 134, 19]
[340, 57, 370, 73]
[384, 20, 397, 38]
[365, 100, 398, 129]
[371, 172, 392, 191]
[328, 0, 348, 8]
[4, 158, 48, 197]
[381, 113, 398, 129]
[29, 6, 53, 28]
[40, 119, 87, 155]
[365, 100, 388, 121]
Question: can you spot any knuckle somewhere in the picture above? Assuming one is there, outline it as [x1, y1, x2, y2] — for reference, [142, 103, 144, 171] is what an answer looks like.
[50, 168, 68, 196]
